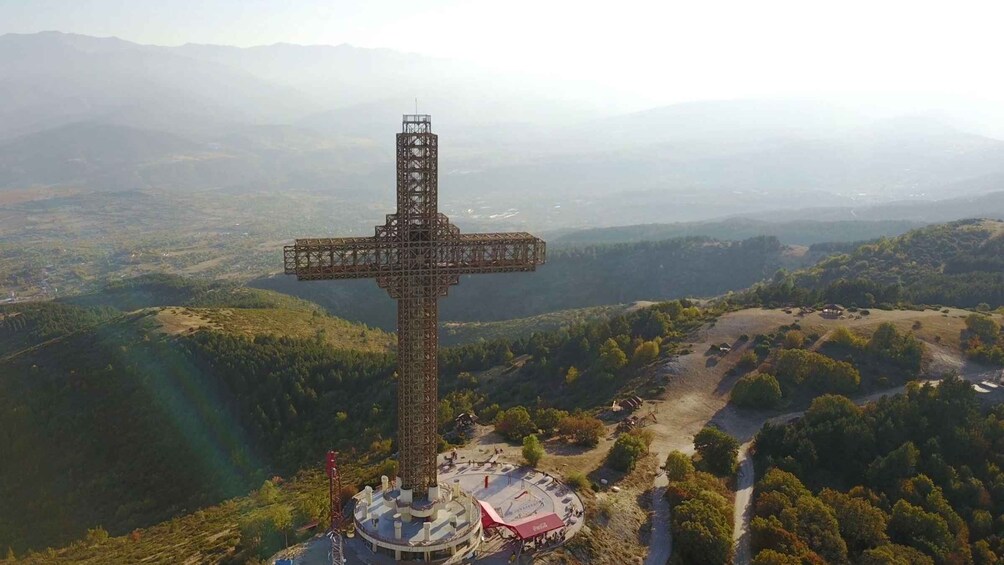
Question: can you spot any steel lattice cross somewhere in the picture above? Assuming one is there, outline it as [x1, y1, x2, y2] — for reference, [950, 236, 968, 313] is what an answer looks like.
[284, 115, 545, 499]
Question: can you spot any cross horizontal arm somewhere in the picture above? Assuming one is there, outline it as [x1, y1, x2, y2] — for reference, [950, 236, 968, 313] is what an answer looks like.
[284, 233, 546, 281]
[284, 237, 391, 280]
[440, 233, 546, 275]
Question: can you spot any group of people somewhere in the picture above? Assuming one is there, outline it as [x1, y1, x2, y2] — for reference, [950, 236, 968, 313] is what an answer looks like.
[506, 528, 566, 561]
[444, 447, 508, 471]
[564, 505, 584, 519]
[525, 529, 566, 552]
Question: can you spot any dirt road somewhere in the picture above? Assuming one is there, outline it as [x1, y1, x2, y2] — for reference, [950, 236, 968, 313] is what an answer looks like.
[732, 444, 754, 565]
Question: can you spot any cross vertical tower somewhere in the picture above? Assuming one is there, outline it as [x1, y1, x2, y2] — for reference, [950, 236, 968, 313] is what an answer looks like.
[284, 115, 545, 502]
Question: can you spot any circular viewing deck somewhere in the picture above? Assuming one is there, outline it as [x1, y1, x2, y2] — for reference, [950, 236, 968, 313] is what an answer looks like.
[348, 456, 584, 563]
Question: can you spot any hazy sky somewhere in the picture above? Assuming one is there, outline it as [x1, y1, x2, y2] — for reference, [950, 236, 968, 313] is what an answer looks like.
[2, 0, 1004, 107]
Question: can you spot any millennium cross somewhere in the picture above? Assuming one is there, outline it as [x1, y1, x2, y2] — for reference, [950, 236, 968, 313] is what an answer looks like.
[284, 114, 545, 502]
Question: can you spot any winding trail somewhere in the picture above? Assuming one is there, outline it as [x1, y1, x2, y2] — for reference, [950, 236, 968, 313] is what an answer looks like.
[644, 455, 672, 565]
[732, 444, 754, 565]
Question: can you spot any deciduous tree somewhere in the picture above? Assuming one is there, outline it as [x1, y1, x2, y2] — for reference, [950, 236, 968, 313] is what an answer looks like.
[522, 434, 544, 467]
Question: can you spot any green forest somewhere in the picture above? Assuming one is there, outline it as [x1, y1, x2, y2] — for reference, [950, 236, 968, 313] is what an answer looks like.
[752, 378, 1004, 564]
[743, 219, 1004, 309]
[0, 271, 709, 556]
[552, 218, 924, 247]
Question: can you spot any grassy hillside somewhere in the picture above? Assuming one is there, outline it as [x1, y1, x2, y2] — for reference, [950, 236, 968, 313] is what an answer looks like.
[0, 274, 393, 360]
[744, 219, 1004, 309]
[0, 277, 398, 554]
[9, 463, 384, 564]
[151, 307, 393, 353]
[64, 273, 321, 312]
[0, 307, 399, 555]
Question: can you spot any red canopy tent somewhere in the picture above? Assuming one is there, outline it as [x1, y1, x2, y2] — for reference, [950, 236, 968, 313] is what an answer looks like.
[510, 513, 565, 539]
[479, 499, 506, 530]
[478, 500, 565, 540]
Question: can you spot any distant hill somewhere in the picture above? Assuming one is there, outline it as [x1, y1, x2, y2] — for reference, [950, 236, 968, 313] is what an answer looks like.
[0, 123, 199, 188]
[0, 121, 387, 191]
[549, 218, 926, 247]
[746, 218, 1004, 308]
[740, 190, 1004, 225]
[0, 31, 598, 143]
[451, 114, 1004, 229]
[0, 32, 312, 140]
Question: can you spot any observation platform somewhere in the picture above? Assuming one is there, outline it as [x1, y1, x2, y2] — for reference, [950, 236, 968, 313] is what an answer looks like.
[352, 478, 482, 562]
[343, 454, 584, 563]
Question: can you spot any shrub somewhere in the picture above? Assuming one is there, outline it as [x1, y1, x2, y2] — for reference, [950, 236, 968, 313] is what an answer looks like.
[522, 434, 544, 467]
[829, 326, 865, 348]
[783, 330, 805, 349]
[731, 373, 783, 409]
[557, 414, 605, 447]
[628, 427, 655, 449]
[85, 527, 109, 545]
[599, 338, 628, 371]
[480, 403, 501, 423]
[888, 499, 953, 560]
[257, 480, 279, 505]
[664, 450, 695, 481]
[673, 497, 733, 564]
[668, 472, 734, 564]
[633, 340, 660, 364]
[736, 350, 759, 371]
[774, 349, 860, 394]
[608, 433, 649, 472]
[565, 471, 590, 492]
[694, 426, 739, 477]
[533, 407, 569, 435]
[564, 366, 580, 385]
[494, 406, 536, 442]
[866, 322, 925, 374]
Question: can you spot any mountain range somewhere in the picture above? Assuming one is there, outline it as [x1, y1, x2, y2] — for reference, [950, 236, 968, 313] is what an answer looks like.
[4, 32, 1004, 231]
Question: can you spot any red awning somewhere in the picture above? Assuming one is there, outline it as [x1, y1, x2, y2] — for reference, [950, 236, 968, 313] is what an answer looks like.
[510, 513, 565, 539]
[478, 500, 506, 530]
[478, 500, 565, 540]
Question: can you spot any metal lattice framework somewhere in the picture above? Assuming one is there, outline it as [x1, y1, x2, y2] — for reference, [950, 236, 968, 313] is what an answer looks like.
[285, 115, 545, 499]
[326, 451, 344, 565]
